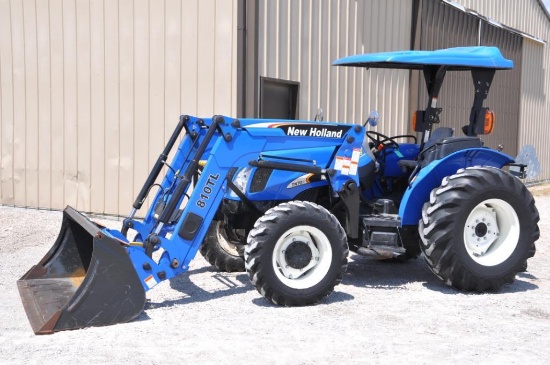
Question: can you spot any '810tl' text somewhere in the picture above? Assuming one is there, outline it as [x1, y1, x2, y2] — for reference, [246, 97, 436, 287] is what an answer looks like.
[196, 173, 220, 208]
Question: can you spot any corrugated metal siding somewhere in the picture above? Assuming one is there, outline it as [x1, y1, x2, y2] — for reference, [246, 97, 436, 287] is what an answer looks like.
[258, 0, 413, 138]
[454, 0, 549, 40]
[520, 39, 550, 182]
[480, 24, 522, 155]
[0, 0, 238, 215]
[452, 0, 550, 182]
[413, 0, 478, 141]
[416, 0, 522, 158]
[420, 0, 478, 49]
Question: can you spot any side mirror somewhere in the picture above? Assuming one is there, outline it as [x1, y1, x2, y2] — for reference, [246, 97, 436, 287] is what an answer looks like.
[365, 110, 379, 127]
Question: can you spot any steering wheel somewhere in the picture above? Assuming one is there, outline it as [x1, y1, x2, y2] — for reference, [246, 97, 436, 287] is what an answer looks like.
[366, 131, 417, 151]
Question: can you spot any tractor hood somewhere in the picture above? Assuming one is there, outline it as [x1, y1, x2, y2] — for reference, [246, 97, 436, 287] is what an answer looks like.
[333, 46, 513, 70]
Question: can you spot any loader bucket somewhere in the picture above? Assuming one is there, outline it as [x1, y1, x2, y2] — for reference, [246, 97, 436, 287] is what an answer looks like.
[17, 206, 146, 334]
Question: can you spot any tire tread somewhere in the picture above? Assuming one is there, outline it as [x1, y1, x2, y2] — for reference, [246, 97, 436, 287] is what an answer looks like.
[245, 201, 348, 306]
[420, 167, 539, 291]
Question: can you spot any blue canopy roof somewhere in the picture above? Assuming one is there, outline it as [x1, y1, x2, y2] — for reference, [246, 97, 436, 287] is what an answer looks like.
[333, 46, 513, 70]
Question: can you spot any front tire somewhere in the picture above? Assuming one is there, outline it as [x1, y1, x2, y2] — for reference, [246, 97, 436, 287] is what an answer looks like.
[245, 201, 348, 306]
[199, 221, 245, 272]
[420, 167, 539, 291]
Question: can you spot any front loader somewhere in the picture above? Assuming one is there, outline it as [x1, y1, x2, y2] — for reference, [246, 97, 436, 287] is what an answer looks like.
[18, 114, 364, 334]
[18, 46, 539, 334]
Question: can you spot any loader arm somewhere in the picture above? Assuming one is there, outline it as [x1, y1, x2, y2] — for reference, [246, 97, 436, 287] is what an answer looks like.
[118, 115, 365, 290]
[18, 113, 366, 334]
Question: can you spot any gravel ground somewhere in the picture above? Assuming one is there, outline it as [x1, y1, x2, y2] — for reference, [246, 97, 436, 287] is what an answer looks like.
[1, 186, 549, 364]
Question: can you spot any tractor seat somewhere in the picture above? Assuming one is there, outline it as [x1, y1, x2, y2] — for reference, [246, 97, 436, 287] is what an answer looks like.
[398, 127, 455, 170]
[422, 127, 455, 150]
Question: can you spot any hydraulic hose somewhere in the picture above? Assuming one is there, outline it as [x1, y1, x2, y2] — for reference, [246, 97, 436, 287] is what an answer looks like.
[132, 115, 188, 210]
[157, 116, 223, 224]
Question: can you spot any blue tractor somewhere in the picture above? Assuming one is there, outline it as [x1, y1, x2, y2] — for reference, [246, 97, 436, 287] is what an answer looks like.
[18, 47, 539, 334]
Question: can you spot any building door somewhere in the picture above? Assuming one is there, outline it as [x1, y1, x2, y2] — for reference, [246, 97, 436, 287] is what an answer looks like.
[260, 77, 299, 120]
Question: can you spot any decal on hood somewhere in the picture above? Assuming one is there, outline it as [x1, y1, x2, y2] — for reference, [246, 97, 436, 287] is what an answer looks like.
[246, 123, 351, 138]
[286, 173, 326, 189]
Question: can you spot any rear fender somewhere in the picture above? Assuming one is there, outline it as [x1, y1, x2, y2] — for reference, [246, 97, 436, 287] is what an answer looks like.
[398, 148, 514, 226]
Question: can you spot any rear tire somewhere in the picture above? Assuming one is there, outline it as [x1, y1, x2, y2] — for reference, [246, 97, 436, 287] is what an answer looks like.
[420, 167, 539, 291]
[200, 221, 245, 272]
[245, 201, 348, 306]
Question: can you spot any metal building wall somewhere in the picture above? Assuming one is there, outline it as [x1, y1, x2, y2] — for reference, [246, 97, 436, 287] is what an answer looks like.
[480, 25, 523, 156]
[411, 0, 478, 143]
[257, 0, 413, 137]
[452, 0, 550, 182]
[0, 0, 239, 215]
[454, 0, 550, 40]
[520, 39, 550, 182]
[414, 0, 523, 158]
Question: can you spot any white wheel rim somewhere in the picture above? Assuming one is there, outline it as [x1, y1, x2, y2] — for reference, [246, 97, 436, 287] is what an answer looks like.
[463, 199, 520, 266]
[272, 225, 332, 289]
[215, 222, 243, 256]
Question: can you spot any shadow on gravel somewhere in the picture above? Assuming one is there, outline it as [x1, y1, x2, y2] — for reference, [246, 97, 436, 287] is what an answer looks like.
[422, 278, 538, 294]
[517, 272, 538, 280]
[145, 254, 538, 312]
[344, 254, 539, 295]
[144, 266, 254, 310]
[250, 291, 355, 308]
[342, 254, 438, 289]
[131, 311, 152, 322]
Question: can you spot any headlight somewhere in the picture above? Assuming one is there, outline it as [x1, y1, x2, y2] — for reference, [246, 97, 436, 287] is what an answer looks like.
[229, 167, 252, 198]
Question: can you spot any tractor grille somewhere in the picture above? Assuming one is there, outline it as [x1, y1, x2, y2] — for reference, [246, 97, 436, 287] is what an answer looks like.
[250, 168, 273, 193]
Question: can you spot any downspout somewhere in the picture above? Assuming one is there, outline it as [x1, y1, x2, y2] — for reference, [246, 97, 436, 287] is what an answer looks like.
[478, 18, 482, 45]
